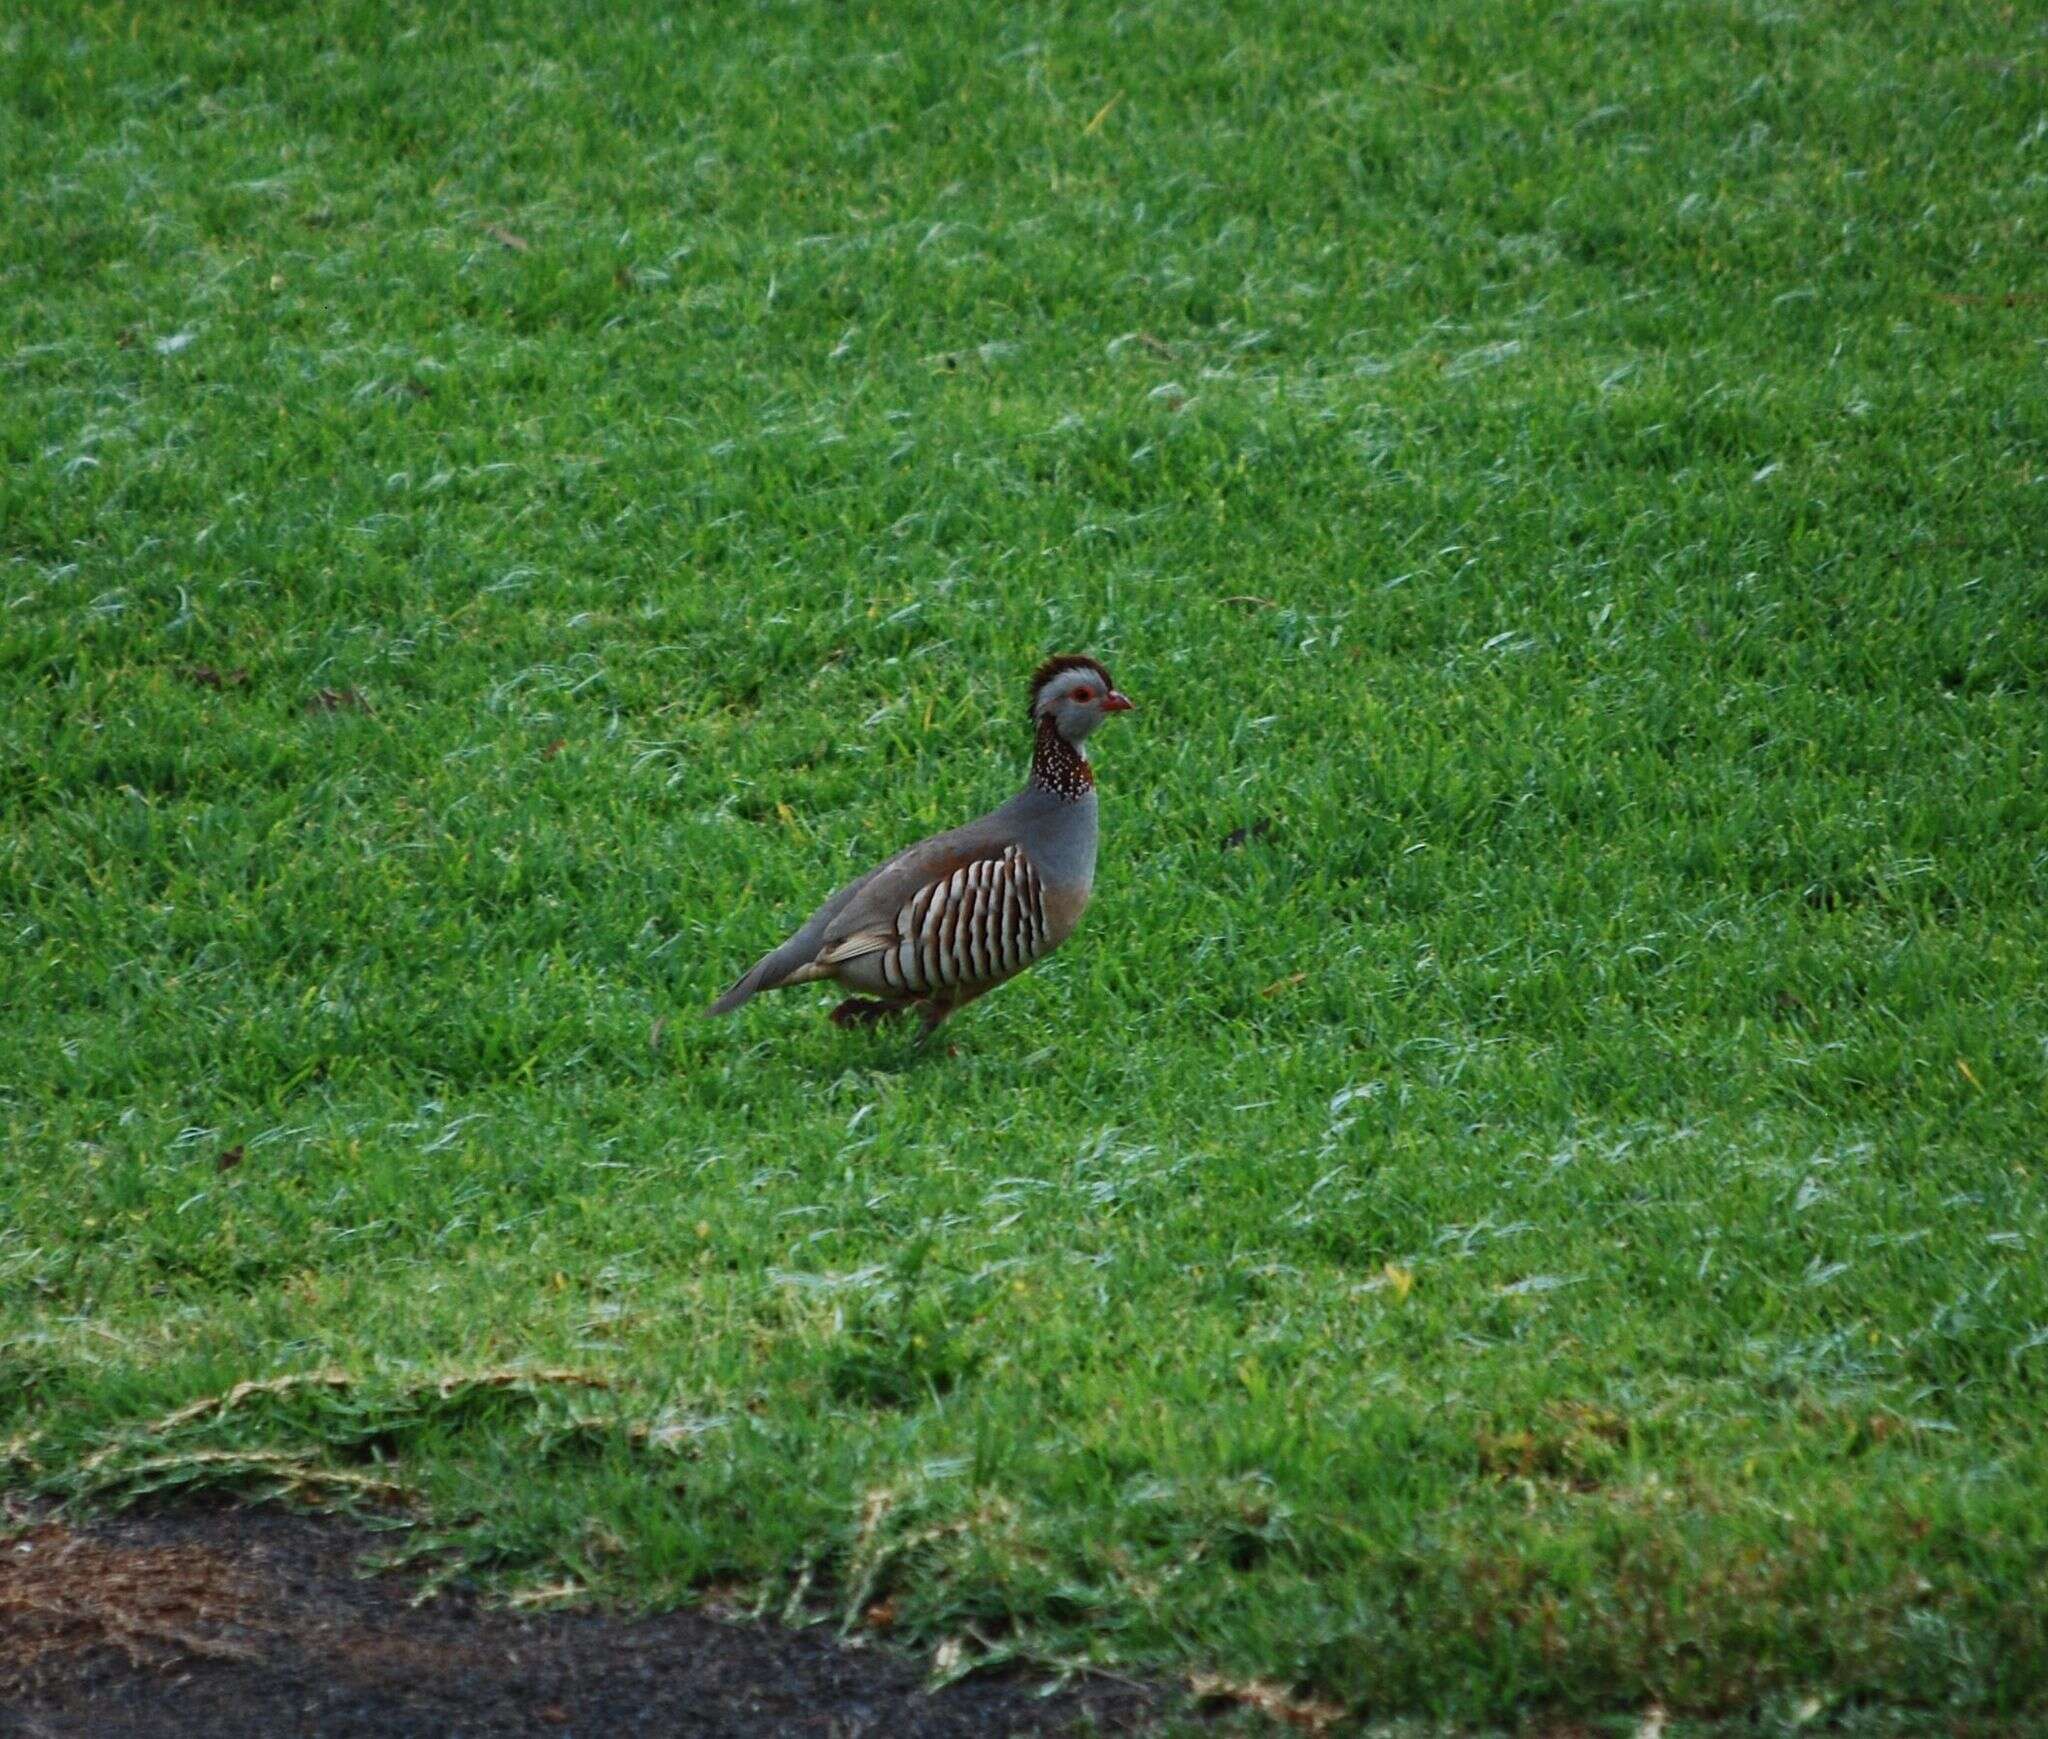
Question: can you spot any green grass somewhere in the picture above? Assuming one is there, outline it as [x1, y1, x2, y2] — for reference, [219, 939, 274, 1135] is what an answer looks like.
[3, 0, 2046, 1727]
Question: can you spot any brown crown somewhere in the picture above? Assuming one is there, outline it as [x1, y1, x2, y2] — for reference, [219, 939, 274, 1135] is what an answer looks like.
[1026, 653, 1115, 722]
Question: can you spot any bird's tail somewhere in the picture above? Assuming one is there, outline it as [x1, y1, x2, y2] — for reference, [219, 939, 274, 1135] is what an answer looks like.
[705, 943, 826, 1016]
[706, 961, 770, 1017]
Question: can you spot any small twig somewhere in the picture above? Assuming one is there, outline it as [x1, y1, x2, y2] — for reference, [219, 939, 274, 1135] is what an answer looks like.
[77, 1366, 608, 1474]
[1189, 1672, 1346, 1732]
[429, 1367, 610, 1400]
[82, 1372, 356, 1471]
[95, 1448, 407, 1503]
[506, 1580, 584, 1608]
[1935, 291, 2046, 307]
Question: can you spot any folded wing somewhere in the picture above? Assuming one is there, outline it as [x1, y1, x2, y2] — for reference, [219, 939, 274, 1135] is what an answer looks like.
[708, 830, 1052, 1013]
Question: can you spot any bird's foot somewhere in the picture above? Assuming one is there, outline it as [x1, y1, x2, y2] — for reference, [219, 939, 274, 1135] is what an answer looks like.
[830, 997, 909, 1029]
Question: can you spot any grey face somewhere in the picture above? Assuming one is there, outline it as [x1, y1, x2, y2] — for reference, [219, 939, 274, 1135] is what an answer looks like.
[1034, 667, 1134, 743]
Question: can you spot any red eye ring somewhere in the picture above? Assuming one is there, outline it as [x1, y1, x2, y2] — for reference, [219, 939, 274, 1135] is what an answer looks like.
[1071, 687, 1095, 703]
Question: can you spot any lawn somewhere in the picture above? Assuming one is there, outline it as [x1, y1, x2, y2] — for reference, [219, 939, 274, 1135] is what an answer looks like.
[3, 0, 2045, 1728]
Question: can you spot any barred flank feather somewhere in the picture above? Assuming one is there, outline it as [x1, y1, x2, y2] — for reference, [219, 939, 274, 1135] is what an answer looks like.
[875, 846, 1050, 997]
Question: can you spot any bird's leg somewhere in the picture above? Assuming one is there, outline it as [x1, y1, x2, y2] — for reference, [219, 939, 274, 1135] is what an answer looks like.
[914, 983, 989, 1045]
[830, 997, 911, 1029]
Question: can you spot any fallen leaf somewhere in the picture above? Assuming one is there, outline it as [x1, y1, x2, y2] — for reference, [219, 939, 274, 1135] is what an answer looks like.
[1382, 1263, 1415, 1302]
[864, 1597, 898, 1631]
[1259, 972, 1306, 997]
[185, 665, 251, 691]
[485, 224, 531, 253]
[1956, 1057, 1980, 1087]
[304, 688, 370, 715]
[215, 1145, 244, 1173]
[541, 738, 567, 760]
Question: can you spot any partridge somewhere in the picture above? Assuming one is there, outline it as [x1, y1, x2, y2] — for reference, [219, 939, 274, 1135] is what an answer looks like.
[708, 654, 1134, 1038]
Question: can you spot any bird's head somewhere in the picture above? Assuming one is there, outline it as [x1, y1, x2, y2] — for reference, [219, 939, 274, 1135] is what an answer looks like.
[1027, 653, 1133, 745]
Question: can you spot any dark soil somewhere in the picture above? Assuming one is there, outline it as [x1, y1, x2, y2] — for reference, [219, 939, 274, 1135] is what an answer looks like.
[0, 1502, 1167, 1737]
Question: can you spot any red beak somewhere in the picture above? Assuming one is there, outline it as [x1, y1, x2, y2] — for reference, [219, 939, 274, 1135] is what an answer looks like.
[1102, 691, 1135, 713]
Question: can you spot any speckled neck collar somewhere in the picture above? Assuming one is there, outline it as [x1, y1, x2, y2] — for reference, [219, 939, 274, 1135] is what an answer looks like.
[1030, 715, 1093, 801]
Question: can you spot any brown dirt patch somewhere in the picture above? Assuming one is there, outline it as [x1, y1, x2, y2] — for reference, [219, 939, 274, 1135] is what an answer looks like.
[0, 1502, 1166, 1737]
[0, 1523, 273, 1677]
